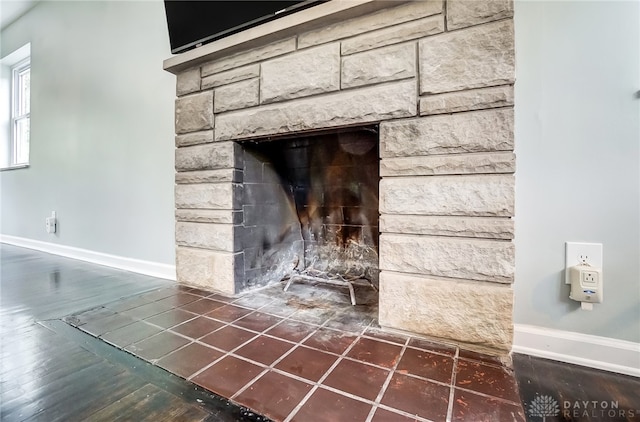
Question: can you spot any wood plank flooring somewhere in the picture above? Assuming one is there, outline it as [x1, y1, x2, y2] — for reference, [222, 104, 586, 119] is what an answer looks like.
[514, 353, 640, 421]
[0, 244, 268, 422]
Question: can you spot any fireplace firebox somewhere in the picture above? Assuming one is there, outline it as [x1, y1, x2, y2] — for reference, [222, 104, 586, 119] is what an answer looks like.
[239, 128, 379, 302]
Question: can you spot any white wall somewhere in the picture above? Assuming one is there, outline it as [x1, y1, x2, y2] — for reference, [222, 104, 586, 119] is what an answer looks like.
[514, 1, 640, 343]
[0, 1, 176, 265]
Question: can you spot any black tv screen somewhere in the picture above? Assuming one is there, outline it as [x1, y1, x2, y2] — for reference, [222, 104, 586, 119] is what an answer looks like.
[164, 1, 321, 54]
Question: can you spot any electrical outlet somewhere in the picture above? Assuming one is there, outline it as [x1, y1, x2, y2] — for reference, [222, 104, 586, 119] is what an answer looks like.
[582, 271, 598, 284]
[45, 211, 57, 234]
[565, 242, 603, 284]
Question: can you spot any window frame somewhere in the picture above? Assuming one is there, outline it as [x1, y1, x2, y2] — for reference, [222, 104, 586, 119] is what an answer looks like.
[10, 57, 30, 166]
[0, 42, 30, 171]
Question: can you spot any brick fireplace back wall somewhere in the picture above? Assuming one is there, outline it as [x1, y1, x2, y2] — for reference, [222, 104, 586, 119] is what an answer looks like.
[171, 0, 516, 353]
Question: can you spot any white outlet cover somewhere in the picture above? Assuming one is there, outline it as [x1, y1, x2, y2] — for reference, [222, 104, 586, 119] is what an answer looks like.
[565, 242, 603, 284]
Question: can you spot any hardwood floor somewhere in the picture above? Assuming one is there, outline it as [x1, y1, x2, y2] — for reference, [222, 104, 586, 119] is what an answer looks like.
[0, 244, 268, 422]
[514, 354, 640, 421]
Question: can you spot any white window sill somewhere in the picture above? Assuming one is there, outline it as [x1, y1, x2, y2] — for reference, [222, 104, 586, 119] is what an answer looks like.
[0, 164, 29, 171]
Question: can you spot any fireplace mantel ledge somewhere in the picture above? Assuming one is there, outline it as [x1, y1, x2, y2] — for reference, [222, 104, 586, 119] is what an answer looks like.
[163, 0, 403, 74]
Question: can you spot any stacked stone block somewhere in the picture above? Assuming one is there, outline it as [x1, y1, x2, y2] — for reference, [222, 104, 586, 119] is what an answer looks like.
[172, 0, 515, 352]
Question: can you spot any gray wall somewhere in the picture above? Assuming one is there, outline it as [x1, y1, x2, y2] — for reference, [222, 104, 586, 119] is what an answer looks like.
[0, 1, 175, 264]
[514, 1, 640, 342]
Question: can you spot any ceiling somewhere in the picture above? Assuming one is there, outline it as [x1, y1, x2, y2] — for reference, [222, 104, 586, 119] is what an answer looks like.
[0, 0, 39, 31]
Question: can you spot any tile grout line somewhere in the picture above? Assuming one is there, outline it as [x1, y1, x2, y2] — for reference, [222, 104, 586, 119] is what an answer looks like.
[185, 325, 267, 380]
[189, 308, 335, 386]
[186, 322, 274, 380]
[89, 310, 204, 358]
[228, 367, 271, 401]
[155, 302, 330, 382]
[445, 347, 460, 422]
[228, 319, 326, 400]
[374, 403, 433, 422]
[448, 385, 524, 407]
[118, 298, 360, 368]
[374, 363, 460, 389]
[283, 321, 370, 422]
[186, 325, 475, 406]
[96, 309, 415, 375]
[365, 336, 411, 422]
[204, 319, 379, 398]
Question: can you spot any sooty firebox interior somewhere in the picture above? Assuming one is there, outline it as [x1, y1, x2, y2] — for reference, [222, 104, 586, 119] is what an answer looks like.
[238, 127, 379, 299]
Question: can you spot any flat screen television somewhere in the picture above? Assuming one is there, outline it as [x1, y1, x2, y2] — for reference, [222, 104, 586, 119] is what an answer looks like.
[164, 1, 323, 54]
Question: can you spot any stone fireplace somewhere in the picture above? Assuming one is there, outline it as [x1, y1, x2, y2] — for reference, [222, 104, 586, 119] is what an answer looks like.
[165, 0, 515, 352]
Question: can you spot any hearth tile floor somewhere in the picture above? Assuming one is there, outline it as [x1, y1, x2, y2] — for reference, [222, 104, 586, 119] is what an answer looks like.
[64, 282, 526, 422]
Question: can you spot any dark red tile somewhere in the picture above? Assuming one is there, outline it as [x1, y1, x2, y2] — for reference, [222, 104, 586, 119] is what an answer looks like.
[346, 337, 402, 369]
[126, 331, 191, 361]
[233, 311, 282, 333]
[101, 321, 163, 347]
[275, 346, 338, 382]
[154, 292, 201, 307]
[206, 305, 253, 323]
[458, 349, 505, 366]
[171, 316, 225, 339]
[371, 408, 420, 421]
[179, 298, 227, 315]
[122, 301, 175, 320]
[185, 287, 213, 297]
[234, 336, 294, 366]
[81, 313, 136, 336]
[200, 325, 255, 351]
[144, 308, 195, 329]
[192, 355, 263, 399]
[291, 387, 372, 422]
[235, 371, 312, 421]
[207, 293, 236, 303]
[364, 328, 408, 346]
[396, 347, 454, 384]
[265, 320, 317, 343]
[323, 359, 389, 401]
[157, 342, 223, 379]
[303, 328, 357, 355]
[381, 373, 449, 422]
[451, 389, 526, 422]
[408, 337, 457, 357]
[455, 359, 521, 403]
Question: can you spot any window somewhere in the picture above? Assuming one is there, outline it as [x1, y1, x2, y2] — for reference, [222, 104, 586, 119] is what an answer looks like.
[11, 59, 30, 165]
[1, 43, 30, 169]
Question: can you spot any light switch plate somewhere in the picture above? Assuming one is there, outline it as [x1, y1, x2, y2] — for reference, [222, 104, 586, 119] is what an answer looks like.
[565, 242, 603, 284]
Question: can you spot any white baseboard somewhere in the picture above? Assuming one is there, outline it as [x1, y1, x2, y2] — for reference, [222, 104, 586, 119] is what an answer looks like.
[1, 234, 176, 281]
[513, 324, 640, 377]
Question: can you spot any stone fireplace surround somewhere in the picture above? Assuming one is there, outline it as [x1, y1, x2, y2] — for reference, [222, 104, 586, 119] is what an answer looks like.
[164, 0, 515, 353]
